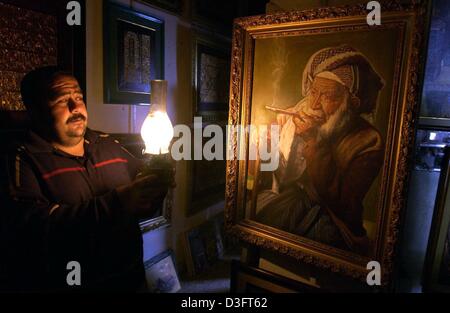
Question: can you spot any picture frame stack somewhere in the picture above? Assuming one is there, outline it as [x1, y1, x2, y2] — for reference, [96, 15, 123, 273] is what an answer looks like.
[144, 249, 181, 293]
[183, 213, 238, 276]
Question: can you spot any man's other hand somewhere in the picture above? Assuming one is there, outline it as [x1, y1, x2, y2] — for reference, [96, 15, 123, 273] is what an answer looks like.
[115, 174, 170, 219]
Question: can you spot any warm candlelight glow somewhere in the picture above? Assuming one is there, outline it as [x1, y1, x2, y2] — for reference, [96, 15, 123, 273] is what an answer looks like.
[140, 80, 174, 155]
[141, 110, 174, 154]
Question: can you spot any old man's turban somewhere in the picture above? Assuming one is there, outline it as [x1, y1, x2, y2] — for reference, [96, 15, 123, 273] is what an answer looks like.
[302, 45, 384, 114]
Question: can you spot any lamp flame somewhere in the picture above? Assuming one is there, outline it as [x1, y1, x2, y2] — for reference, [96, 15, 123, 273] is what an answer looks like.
[140, 80, 174, 155]
[141, 110, 174, 155]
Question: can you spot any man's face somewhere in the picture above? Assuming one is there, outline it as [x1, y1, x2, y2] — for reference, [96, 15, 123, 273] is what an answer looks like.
[45, 75, 88, 144]
[293, 76, 349, 135]
[306, 76, 348, 119]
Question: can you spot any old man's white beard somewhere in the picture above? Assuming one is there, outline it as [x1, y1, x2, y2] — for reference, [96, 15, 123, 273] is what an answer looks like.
[317, 97, 352, 142]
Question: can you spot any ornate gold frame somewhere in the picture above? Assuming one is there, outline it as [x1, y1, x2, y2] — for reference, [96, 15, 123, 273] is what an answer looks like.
[225, 1, 429, 286]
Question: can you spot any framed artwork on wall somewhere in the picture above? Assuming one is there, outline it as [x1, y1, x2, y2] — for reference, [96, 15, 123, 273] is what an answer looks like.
[225, 1, 429, 286]
[188, 33, 230, 216]
[103, 2, 164, 104]
[424, 147, 450, 292]
[144, 249, 181, 293]
[192, 33, 231, 123]
[183, 214, 225, 276]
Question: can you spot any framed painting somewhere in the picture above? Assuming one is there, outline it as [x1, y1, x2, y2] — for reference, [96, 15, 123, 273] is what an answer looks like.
[192, 33, 231, 123]
[183, 216, 223, 276]
[225, 1, 429, 286]
[144, 249, 181, 293]
[230, 260, 321, 293]
[103, 2, 164, 104]
[424, 147, 450, 293]
[189, 34, 230, 215]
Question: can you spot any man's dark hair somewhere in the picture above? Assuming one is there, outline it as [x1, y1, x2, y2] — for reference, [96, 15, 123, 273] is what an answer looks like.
[20, 66, 73, 113]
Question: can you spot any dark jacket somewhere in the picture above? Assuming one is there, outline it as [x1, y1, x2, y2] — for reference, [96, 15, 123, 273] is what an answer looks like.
[0, 128, 145, 292]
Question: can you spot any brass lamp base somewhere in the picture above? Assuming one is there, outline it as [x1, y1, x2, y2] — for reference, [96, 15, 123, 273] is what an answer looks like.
[140, 153, 174, 185]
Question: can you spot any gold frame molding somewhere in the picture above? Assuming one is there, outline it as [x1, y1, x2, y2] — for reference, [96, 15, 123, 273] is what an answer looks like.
[225, 1, 429, 286]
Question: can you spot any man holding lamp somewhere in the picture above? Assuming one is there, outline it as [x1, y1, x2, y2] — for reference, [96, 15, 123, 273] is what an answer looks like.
[0, 66, 173, 292]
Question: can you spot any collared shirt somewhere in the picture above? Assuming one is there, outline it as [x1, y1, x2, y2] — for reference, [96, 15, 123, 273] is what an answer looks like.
[1, 128, 145, 292]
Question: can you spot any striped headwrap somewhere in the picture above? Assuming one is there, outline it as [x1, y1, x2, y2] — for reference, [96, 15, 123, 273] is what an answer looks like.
[302, 45, 384, 114]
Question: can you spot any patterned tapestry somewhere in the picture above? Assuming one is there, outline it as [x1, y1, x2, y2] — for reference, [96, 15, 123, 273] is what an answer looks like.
[0, 2, 57, 111]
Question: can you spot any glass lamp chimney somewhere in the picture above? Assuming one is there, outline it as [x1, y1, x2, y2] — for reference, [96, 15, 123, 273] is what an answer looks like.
[140, 80, 174, 155]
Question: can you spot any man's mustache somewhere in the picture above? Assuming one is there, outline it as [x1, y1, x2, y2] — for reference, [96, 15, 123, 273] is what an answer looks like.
[66, 114, 86, 124]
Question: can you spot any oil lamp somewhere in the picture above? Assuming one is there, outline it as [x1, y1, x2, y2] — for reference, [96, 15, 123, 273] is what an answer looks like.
[140, 80, 174, 185]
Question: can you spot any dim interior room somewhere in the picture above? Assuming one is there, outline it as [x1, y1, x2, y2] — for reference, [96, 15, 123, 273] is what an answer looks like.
[83, 0, 260, 292]
[1, 0, 450, 294]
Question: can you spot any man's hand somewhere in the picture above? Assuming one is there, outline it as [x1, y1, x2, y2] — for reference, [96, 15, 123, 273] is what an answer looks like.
[276, 113, 289, 128]
[276, 107, 297, 128]
[277, 110, 314, 134]
[115, 174, 170, 219]
[292, 108, 324, 135]
[292, 111, 314, 134]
